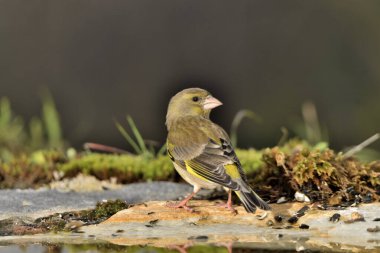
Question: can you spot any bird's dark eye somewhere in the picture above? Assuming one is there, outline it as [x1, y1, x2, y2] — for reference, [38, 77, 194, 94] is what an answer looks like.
[192, 96, 199, 102]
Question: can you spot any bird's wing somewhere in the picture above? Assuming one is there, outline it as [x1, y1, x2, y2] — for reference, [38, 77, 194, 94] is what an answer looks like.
[167, 117, 247, 191]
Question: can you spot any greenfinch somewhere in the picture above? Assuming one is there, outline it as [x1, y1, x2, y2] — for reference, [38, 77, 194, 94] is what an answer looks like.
[166, 88, 270, 213]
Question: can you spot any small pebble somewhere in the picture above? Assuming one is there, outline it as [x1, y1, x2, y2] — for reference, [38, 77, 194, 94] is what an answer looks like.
[274, 215, 283, 223]
[344, 212, 365, 224]
[329, 213, 341, 223]
[367, 226, 380, 233]
[277, 197, 287, 204]
[288, 216, 298, 224]
[64, 221, 84, 231]
[299, 224, 309, 229]
[295, 192, 310, 202]
[351, 212, 365, 221]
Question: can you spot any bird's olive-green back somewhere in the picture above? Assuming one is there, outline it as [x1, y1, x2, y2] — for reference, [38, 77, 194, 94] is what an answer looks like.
[167, 116, 225, 160]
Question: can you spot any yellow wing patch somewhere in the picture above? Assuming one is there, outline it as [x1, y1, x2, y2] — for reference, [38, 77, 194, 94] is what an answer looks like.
[224, 164, 241, 179]
[185, 161, 213, 181]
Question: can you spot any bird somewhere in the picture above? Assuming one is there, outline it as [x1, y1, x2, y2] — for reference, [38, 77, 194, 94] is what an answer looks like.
[165, 87, 271, 213]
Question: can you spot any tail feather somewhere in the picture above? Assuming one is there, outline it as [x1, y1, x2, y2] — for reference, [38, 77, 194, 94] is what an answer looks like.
[235, 189, 271, 213]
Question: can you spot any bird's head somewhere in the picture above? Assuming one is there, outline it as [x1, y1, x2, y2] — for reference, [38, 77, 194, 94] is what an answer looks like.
[166, 88, 222, 128]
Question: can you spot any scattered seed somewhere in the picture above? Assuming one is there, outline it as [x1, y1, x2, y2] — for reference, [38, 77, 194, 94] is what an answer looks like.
[256, 212, 268, 220]
[367, 226, 380, 233]
[373, 218, 380, 221]
[147, 212, 155, 215]
[145, 225, 153, 228]
[149, 219, 159, 225]
[362, 193, 373, 203]
[115, 229, 124, 233]
[72, 230, 85, 233]
[111, 233, 118, 237]
[277, 234, 283, 238]
[299, 224, 309, 229]
[188, 235, 208, 242]
[296, 205, 310, 217]
[266, 220, 274, 226]
[274, 215, 283, 223]
[329, 213, 341, 223]
[288, 216, 298, 224]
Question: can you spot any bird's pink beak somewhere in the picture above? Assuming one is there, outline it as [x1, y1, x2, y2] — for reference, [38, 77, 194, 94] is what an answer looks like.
[203, 95, 223, 110]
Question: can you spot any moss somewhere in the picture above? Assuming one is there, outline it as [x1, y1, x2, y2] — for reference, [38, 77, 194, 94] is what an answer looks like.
[253, 141, 380, 205]
[0, 150, 66, 189]
[31, 200, 129, 235]
[79, 200, 129, 223]
[0, 139, 379, 207]
[59, 153, 174, 183]
[235, 148, 264, 176]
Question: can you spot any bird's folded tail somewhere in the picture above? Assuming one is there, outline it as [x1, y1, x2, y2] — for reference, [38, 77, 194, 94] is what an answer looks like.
[235, 188, 271, 213]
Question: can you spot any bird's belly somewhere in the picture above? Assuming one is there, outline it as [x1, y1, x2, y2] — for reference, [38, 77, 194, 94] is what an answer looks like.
[173, 163, 218, 189]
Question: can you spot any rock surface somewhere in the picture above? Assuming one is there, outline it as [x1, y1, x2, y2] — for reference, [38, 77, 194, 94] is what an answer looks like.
[79, 201, 380, 252]
[1, 183, 380, 252]
[0, 182, 191, 220]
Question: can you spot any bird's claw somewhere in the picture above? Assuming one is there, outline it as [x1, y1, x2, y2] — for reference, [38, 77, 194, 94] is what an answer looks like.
[166, 202, 195, 212]
[216, 202, 238, 215]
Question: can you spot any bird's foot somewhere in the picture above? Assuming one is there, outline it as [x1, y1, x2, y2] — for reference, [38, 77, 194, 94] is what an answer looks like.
[166, 201, 195, 212]
[216, 202, 238, 215]
[167, 243, 193, 253]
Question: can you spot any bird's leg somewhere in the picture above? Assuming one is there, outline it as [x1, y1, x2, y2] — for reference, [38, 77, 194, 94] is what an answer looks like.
[217, 190, 238, 214]
[167, 186, 200, 212]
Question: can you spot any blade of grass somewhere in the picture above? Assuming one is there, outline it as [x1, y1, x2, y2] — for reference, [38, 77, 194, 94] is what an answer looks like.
[115, 121, 141, 154]
[343, 133, 380, 159]
[157, 143, 167, 156]
[41, 91, 62, 148]
[277, 127, 289, 146]
[230, 109, 261, 147]
[126, 115, 147, 153]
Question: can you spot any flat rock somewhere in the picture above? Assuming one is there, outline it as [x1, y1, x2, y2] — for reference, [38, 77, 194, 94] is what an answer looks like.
[0, 200, 380, 252]
[0, 182, 191, 220]
[78, 201, 380, 252]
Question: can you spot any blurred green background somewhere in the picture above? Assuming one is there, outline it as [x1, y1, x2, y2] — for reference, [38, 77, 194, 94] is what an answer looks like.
[1, 0, 379, 151]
